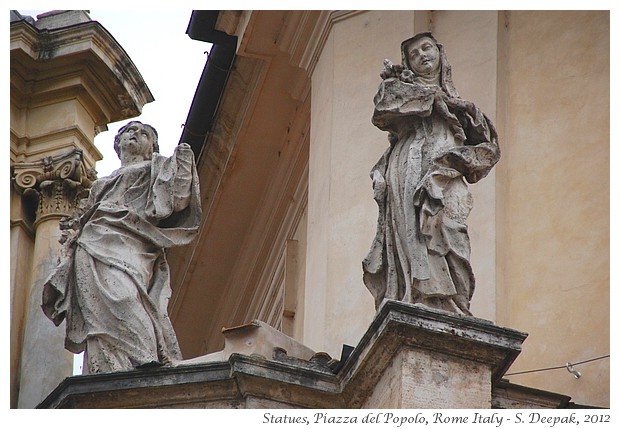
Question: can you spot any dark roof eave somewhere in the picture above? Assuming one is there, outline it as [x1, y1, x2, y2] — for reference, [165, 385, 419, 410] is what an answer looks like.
[179, 10, 237, 160]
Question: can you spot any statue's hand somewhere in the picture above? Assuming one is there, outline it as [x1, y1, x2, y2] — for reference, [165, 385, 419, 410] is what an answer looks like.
[175, 142, 194, 159]
[380, 59, 403, 79]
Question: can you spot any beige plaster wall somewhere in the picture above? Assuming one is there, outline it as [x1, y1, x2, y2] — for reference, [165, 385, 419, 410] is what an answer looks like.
[305, 9, 502, 359]
[495, 10, 610, 407]
[305, 9, 609, 407]
[291, 208, 308, 342]
[306, 10, 417, 357]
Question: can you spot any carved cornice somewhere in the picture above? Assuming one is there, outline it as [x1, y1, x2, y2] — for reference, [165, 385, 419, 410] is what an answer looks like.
[282, 10, 366, 75]
[10, 126, 102, 171]
[227, 10, 364, 76]
[10, 19, 154, 124]
[11, 149, 95, 226]
[37, 303, 539, 410]
[215, 10, 251, 45]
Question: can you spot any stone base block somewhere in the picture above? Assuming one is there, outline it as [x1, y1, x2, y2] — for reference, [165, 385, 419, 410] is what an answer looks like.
[344, 301, 527, 408]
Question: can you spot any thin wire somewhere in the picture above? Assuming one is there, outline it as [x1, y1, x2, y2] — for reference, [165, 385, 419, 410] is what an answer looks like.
[202, 49, 235, 73]
[180, 123, 210, 138]
[505, 354, 610, 376]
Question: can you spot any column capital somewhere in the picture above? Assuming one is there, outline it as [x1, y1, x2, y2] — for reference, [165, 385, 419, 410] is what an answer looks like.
[11, 148, 95, 226]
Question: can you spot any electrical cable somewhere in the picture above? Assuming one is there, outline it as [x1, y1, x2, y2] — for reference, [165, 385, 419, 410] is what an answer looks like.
[505, 354, 610, 376]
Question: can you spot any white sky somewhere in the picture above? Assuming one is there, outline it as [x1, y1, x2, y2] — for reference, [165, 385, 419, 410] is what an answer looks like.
[17, 9, 210, 177]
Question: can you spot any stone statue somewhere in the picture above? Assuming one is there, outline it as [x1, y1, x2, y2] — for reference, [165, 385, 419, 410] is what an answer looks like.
[42, 121, 202, 373]
[362, 33, 500, 315]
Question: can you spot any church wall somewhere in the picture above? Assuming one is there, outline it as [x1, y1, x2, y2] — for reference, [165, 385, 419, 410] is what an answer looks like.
[290, 207, 309, 342]
[304, 10, 609, 406]
[495, 10, 609, 408]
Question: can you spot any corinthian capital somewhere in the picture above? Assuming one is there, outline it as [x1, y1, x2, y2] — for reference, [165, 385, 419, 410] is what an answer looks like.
[12, 149, 94, 192]
[11, 148, 96, 226]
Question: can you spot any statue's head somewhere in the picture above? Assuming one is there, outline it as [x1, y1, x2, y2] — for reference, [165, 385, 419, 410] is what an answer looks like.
[401, 32, 459, 98]
[114, 121, 160, 161]
[402, 33, 440, 77]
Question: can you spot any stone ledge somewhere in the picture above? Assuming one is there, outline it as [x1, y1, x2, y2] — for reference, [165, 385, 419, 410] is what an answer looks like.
[38, 354, 342, 409]
[493, 379, 572, 409]
[38, 301, 563, 409]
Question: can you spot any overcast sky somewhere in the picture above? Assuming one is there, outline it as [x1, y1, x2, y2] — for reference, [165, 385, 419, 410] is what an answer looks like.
[18, 9, 210, 177]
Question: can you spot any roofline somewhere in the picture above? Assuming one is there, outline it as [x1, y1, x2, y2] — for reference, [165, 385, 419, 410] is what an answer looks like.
[179, 10, 237, 160]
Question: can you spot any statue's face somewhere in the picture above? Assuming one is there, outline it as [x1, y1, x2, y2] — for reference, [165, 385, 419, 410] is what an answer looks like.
[118, 123, 153, 161]
[406, 36, 440, 76]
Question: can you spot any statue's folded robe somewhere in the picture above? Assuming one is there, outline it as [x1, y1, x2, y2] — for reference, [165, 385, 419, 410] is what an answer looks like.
[42, 144, 201, 371]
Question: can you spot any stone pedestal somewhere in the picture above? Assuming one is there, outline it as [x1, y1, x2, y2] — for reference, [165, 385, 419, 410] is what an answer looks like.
[38, 301, 542, 409]
[341, 300, 528, 408]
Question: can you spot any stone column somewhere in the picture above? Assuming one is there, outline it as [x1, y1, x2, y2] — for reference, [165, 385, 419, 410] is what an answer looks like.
[12, 149, 93, 408]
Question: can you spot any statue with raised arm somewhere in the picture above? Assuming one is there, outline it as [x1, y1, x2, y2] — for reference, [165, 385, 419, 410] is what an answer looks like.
[42, 121, 202, 373]
[362, 33, 499, 315]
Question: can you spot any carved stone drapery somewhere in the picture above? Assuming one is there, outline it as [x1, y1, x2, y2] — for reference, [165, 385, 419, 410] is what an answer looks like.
[11, 149, 95, 227]
[362, 33, 500, 316]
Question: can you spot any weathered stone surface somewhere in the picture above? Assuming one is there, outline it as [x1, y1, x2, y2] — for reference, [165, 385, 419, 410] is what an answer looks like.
[341, 300, 526, 408]
[41, 121, 202, 375]
[492, 380, 572, 409]
[363, 33, 500, 316]
[11, 149, 95, 226]
[39, 301, 544, 409]
[34, 10, 91, 30]
[178, 320, 316, 365]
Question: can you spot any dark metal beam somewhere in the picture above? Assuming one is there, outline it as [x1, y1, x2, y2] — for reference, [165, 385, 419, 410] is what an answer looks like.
[179, 11, 237, 160]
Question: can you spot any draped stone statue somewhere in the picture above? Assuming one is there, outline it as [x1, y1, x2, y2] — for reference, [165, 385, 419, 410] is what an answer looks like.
[362, 33, 500, 315]
[42, 121, 202, 373]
